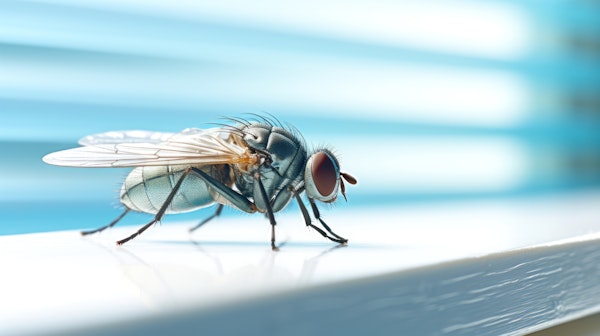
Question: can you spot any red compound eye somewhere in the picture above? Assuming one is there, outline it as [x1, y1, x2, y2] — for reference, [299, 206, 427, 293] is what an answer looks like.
[312, 152, 337, 197]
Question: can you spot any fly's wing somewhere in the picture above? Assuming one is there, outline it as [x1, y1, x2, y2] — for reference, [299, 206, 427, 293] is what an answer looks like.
[77, 128, 208, 146]
[78, 130, 176, 146]
[43, 129, 252, 167]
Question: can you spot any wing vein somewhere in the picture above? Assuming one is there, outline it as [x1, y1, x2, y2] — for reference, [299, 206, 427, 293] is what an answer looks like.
[43, 129, 251, 168]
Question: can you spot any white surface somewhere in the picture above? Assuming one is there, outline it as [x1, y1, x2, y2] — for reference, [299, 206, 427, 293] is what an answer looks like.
[2, 191, 600, 335]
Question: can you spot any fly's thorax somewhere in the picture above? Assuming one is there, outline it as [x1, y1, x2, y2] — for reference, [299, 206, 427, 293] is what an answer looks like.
[240, 124, 307, 181]
[234, 123, 307, 207]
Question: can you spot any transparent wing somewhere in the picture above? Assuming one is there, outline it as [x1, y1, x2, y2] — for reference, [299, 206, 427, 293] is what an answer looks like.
[44, 129, 253, 168]
[78, 128, 208, 146]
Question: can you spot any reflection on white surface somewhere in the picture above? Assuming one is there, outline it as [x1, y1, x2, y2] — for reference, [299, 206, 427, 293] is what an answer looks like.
[2, 191, 600, 335]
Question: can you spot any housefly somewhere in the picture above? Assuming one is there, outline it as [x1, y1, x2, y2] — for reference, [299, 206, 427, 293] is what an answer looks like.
[43, 116, 357, 250]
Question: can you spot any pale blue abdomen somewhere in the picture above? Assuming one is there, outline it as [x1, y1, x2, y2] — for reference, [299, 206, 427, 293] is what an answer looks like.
[120, 165, 230, 215]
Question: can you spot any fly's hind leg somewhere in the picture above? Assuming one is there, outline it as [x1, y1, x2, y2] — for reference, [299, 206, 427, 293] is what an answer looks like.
[81, 209, 130, 236]
[117, 167, 192, 245]
[189, 204, 224, 232]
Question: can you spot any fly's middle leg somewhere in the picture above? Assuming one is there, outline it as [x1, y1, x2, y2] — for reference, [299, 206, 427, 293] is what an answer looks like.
[189, 167, 280, 251]
[254, 172, 279, 251]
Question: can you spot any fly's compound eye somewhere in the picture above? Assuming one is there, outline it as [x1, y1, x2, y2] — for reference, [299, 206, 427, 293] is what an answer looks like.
[305, 151, 340, 203]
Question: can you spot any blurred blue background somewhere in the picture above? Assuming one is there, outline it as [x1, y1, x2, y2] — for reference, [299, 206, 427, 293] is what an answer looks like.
[1, 0, 599, 235]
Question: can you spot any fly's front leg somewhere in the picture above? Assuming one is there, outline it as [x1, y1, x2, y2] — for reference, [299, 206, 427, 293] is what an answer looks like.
[290, 187, 347, 244]
[308, 198, 348, 243]
[117, 167, 192, 245]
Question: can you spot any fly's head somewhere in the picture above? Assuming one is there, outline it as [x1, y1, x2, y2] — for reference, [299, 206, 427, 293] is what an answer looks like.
[304, 149, 357, 203]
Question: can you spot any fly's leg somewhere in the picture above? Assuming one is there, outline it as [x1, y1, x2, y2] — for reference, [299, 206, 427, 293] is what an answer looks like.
[291, 188, 347, 244]
[308, 198, 348, 243]
[117, 167, 192, 245]
[190, 168, 255, 213]
[81, 208, 130, 236]
[190, 167, 279, 251]
[192, 167, 279, 251]
[189, 204, 224, 232]
[254, 173, 279, 251]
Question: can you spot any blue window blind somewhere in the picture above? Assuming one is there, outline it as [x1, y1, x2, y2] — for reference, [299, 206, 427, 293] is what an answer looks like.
[1, 0, 599, 234]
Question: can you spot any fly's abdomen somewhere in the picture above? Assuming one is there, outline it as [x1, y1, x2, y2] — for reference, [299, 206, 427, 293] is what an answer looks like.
[120, 165, 226, 215]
